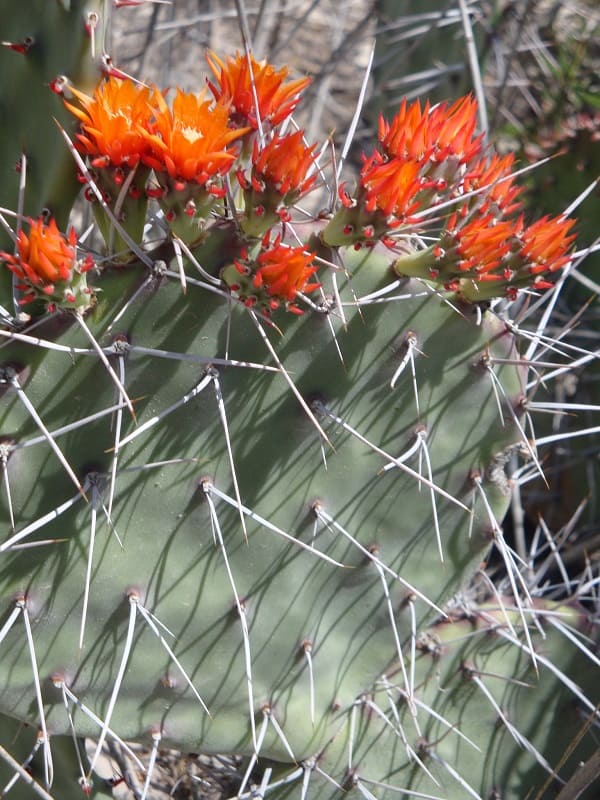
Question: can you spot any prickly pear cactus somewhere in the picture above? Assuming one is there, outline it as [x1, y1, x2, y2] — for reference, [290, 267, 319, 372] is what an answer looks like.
[0, 3, 597, 799]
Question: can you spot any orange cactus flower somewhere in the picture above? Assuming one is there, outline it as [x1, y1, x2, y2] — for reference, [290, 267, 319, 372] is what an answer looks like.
[359, 154, 423, 222]
[224, 234, 319, 314]
[462, 153, 523, 217]
[378, 95, 483, 167]
[450, 213, 518, 276]
[250, 130, 318, 198]
[0, 218, 94, 309]
[515, 214, 576, 282]
[206, 51, 310, 130]
[253, 237, 319, 305]
[430, 211, 576, 297]
[140, 88, 247, 185]
[64, 76, 155, 168]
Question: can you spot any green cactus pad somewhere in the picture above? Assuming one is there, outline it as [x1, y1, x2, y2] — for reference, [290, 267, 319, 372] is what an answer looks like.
[0, 243, 525, 771]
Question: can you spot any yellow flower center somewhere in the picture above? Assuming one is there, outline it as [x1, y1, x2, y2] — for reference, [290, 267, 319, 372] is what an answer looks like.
[180, 126, 204, 143]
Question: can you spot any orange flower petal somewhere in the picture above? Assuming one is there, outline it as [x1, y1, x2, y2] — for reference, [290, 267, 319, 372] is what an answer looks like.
[207, 50, 310, 130]
[64, 77, 155, 167]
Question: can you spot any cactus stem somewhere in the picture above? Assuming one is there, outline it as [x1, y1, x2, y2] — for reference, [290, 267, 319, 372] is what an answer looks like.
[0, 442, 15, 529]
[133, 596, 211, 716]
[107, 353, 126, 518]
[372, 560, 416, 715]
[248, 309, 333, 447]
[87, 594, 138, 781]
[16, 597, 53, 787]
[79, 484, 99, 650]
[0, 741, 54, 800]
[116, 371, 213, 450]
[54, 680, 146, 773]
[312, 502, 445, 616]
[208, 482, 345, 568]
[0, 487, 83, 552]
[314, 400, 469, 512]
[18, 399, 128, 450]
[6, 370, 86, 498]
[140, 728, 162, 800]
[201, 480, 257, 750]
[301, 639, 316, 727]
[389, 331, 420, 408]
[210, 368, 248, 542]
[75, 312, 136, 421]
[263, 705, 297, 763]
[171, 234, 222, 286]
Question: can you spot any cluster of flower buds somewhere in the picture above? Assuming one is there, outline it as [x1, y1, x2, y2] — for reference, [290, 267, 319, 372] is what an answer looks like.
[2, 51, 576, 315]
[320, 95, 575, 301]
[56, 52, 321, 314]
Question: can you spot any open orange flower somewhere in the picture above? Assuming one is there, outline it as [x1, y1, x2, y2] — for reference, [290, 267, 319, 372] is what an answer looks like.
[64, 77, 155, 168]
[140, 88, 247, 185]
[0, 218, 94, 309]
[206, 51, 310, 130]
